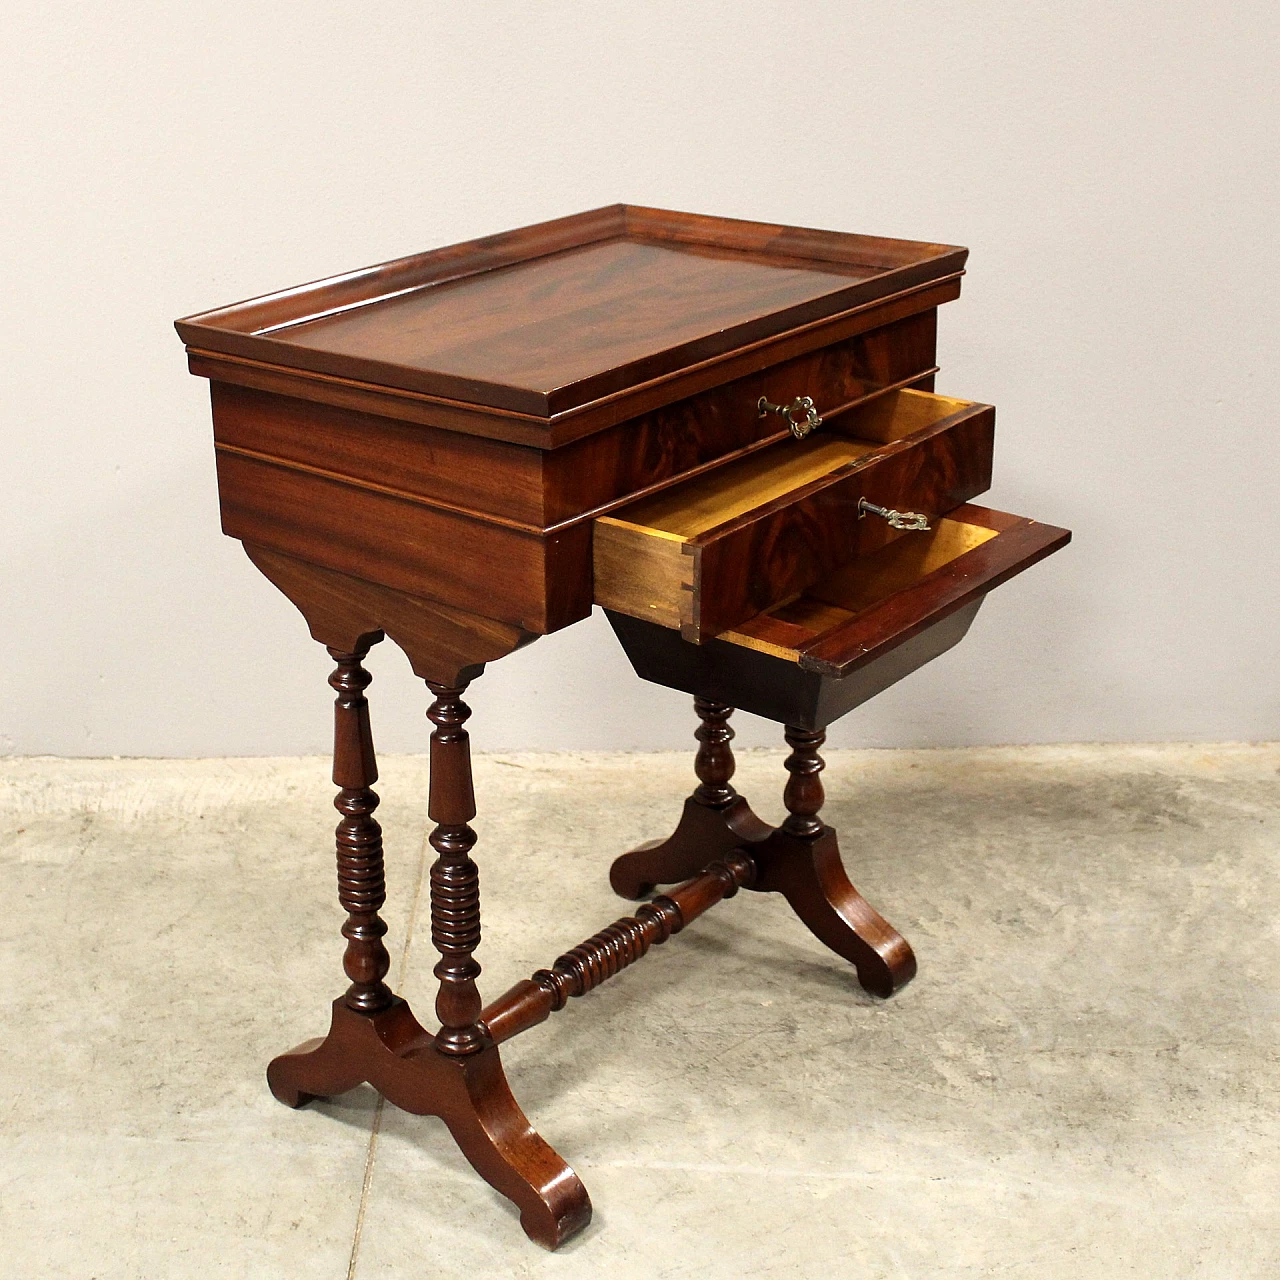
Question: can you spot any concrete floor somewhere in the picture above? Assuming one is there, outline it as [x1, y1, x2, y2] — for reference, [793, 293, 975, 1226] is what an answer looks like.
[1, 744, 1277, 1278]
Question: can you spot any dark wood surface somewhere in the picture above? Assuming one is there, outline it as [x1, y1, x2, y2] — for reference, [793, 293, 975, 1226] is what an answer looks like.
[184, 276, 956, 450]
[479, 850, 757, 1047]
[177, 204, 965, 421]
[691, 696, 737, 808]
[685, 402, 994, 639]
[244, 544, 535, 686]
[608, 602, 986, 731]
[425, 683, 485, 1057]
[538, 308, 940, 522]
[210, 312, 942, 634]
[223, 448, 593, 633]
[267, 997, 591, 1248]
[609, 698, 771, 899]
[211, 381, 549, 526]
[208, 307, 945, 636]
[797, 505, 1070, 677]
[329, 643, 393, 1014]
[178, 204, 1070, 1249]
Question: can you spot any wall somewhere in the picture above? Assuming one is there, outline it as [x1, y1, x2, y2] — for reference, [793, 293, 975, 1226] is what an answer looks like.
[3, 1, 1276, 755]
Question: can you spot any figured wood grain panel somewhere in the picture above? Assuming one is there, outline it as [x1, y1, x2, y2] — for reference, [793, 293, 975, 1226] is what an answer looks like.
[267, 239, 878, 406]
[718, 506, 1070, 674]
[201, 311, 940, 533]
[185, 281, 954, 449]
[616, 437, 880, 537]
[605, 507, 1069, 727]
[176, 204, 967, 418]
[797, 509, 1069, 676]
[182, 205, 626, 338]
[688, 409, 993, 640]
[541, 309, 939, 519]
[593, 394, 996, 641]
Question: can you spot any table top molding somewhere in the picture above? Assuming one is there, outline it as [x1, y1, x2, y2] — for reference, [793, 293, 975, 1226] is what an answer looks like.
[177, 204, 966, 433]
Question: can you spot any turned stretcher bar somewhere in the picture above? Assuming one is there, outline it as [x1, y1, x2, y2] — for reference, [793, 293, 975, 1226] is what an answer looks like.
[479, 850, 757, 1045]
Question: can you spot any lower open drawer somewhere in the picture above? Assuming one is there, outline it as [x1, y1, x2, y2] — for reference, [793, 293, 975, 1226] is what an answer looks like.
[606, 504, 1070, 729]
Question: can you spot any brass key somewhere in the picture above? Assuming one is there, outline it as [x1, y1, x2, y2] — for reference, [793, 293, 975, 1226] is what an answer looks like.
[858, 498, 931, 531]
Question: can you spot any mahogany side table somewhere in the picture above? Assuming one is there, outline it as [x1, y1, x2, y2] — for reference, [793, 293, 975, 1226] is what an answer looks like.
[175, 205, 1069, 1248]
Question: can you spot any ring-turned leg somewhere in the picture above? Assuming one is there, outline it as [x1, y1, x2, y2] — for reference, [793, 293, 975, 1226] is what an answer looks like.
[423, 682, 487, 1058]
[614, 702, 916, 999]
[267, 654, 590, 1249]
[610, 697, 771, 898]
[748, 726, 917, 998]
[268, 640, 391, 1108]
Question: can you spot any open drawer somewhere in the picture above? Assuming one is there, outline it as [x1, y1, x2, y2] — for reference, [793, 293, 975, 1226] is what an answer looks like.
[605, 505, 1070, 729]
[593, 388, 995, 642]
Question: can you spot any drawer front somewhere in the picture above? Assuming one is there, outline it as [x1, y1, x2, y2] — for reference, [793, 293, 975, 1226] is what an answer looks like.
[594, 391, 994, 642]
[692, 408, 992, 638]
[543, 308, 939, 524]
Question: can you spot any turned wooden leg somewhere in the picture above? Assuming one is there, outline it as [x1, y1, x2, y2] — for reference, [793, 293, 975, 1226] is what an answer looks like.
[613, 703, 916, 998]
[333, 648, 394, 1015]
[609, 697, 771, 898]
[419, 679, 589, 1243]
[267, 659, 591, 1249]
[268, 640, 391, 1107]
[424, 682, 486, 1057]
[748, 726, 917, 999]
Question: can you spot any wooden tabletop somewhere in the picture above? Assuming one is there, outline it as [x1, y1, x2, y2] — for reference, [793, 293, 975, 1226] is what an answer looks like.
[176, 205, 967, 418]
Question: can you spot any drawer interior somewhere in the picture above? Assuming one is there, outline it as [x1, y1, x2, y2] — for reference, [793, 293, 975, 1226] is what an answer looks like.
[611, 435, 879, 539]
[721, 515, 1002, 664]
[834, 386, 978, 443]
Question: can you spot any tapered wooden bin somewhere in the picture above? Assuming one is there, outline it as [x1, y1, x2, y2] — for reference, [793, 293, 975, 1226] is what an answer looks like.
[606, 503, 1069, 728]
[175, 204, 1069, 1249]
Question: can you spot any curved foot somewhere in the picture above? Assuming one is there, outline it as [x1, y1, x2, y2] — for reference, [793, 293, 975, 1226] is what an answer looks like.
[610, 796, 772, 898]
[268, 1019, 368, 1108]
[752, 828, 916, 999]
[269, 997, 590, 1249]
[435, 1048, 591, 1249]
